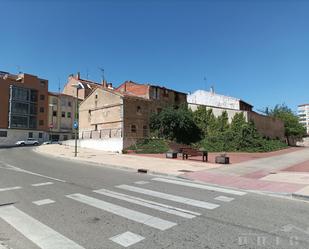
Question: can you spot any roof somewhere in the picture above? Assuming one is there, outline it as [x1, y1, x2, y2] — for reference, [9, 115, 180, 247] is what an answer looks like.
[298, 103, 309, 107]
[115, 80, 187, 97]
[189, 89, 253, 108]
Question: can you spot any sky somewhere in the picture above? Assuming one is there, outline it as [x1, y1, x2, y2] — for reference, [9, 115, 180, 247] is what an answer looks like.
[1, 0, 308, 112]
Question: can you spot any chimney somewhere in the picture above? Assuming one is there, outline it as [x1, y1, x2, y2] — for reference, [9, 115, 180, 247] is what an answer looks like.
[76, 72, 80, 80]
[107, 83, 113, 89]
[102, 79, 107, 88]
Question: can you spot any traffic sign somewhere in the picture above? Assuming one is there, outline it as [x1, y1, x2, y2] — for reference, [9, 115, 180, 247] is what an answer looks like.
[73, 121, 78, 129]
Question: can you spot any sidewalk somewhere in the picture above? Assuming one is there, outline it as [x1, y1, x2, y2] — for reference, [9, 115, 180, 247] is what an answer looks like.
[35, 144, 309, 199]
[35, 144, 220, 176]
[185, 147, 309, 198]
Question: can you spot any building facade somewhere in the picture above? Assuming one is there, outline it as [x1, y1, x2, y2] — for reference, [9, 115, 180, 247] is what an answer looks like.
[48, 92, 79, 141]
[187, 89, 253, 111]
[298, 104, 309, 134]
[76, 81, 187, 151]
[62, 72, 112, 100]
[0, 71, 49, 145]
[188, 89, 284, 140]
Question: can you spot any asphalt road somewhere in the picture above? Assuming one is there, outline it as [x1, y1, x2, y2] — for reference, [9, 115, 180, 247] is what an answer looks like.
[0, 147, 309, 249]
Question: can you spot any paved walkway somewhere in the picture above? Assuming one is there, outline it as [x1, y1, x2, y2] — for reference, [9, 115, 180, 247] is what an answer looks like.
[35, 144, 220, 176]
[208, 147, 309, 176]
[35, 144, 309, 198]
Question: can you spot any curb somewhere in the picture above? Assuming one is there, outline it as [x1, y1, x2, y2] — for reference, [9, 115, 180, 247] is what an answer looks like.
[33, 147, 179, 178]
[291, 193, 309, 201]
[33, 147, 309, 201]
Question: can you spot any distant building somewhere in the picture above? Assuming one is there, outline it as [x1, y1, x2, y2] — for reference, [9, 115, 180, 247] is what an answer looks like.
[0, 71, 49, 145]
[75, 81, 187, 152]
[298, 104, 309, 134]
[187, 89, 253, 111]
[48, 92, 80, 141]
[62, 72, 113, 100]
[188, 88, 284, 140]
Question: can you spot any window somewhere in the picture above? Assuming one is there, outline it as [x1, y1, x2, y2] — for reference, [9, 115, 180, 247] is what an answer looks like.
[39, 133, 43, 138]
[30, 90, 38, 102]
[40, 94, 45, 100]
[29, 117, 37, 129]
[95, 93, 98, 99]
[11, 102, 29, 115]
[10, 116, 28, 129]
[53, 111, 57, 117]
[68, 101, 71, 107]
[157, 108, 162, 113]
[28, 132, 33, 138]
[40, 107, 44, 113]
[67, 112, 71, 118]
[62, 112, 65, 118]
[30, 104, 37, 115]
[63, 135, 68, 141]
[95, 124, 98, 131]
[131, 125, 137, 133]
[52, 98, 58, 105]
[136, 106, 142, 114]
[40, 80, 46, 88]
[0, 131, 7, 137]
[39, 120, 44, 126]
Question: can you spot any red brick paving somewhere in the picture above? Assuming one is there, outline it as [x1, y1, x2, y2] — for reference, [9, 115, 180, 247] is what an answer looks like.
[282, 160, 309, 172]
[184, 171, 306, 193]
[130, 147, 303, 164]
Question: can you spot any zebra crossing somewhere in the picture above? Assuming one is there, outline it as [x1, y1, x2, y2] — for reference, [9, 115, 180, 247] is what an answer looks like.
[0, 177, 246, 248]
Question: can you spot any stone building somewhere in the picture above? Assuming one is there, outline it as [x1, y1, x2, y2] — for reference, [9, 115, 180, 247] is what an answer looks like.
[0, 71, 49, 145]
[62, 72, 113, 100]
[76, 81, 187, 151]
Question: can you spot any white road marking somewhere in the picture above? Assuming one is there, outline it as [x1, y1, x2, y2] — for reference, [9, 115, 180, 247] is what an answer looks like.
[0, 163, 66, 183]
[116, 185, 220, 210]
[0, 186, 22, 192]
[32, 199, 55, 206]
[93, 188, 200, 218]
[134, 181, 149, 185]
[152, 177, 247, 196]
[110, 231, 144, 247]
[31, 182, 54, 187]
[214, 196, 235, 202]
[66, 193, 177, 231]
[0, 205, 85, 249]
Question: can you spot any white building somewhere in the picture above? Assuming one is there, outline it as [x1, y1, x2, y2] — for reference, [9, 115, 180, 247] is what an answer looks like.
[298, 104, 309, 134]
[187, 89, 253, 111]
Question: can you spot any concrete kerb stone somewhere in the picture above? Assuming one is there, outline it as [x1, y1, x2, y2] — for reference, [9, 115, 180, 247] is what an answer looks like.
[33, 147, 179, 178]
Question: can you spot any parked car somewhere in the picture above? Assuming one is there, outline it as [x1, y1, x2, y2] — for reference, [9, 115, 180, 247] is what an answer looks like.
[15, 138, 39, 146]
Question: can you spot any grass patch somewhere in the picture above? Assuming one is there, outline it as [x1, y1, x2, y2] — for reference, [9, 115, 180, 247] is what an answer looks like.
[126, 139, 169, 154]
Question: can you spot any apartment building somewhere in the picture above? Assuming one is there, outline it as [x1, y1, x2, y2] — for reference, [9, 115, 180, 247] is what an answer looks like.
[298, 104, 309, 134]
[48, 92, 79, 141]
[0, 71, 49, 145]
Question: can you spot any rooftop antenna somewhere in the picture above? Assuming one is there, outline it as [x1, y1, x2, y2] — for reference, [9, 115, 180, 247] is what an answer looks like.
[86, 68, 89, 79]
[58, 77, 61, 93]
[203, 76, 207, 90]
[98, 67, 105, 82]
[16, 65, 22, 74]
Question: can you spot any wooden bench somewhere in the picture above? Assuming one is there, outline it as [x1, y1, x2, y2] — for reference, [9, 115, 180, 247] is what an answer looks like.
[180, 147, 208, 162]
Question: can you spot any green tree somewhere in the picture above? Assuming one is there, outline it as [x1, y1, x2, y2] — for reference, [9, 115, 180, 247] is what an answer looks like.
[264, 104, 306, 143]
[216, 111, 229, 132]
[150, 106, 201, 144]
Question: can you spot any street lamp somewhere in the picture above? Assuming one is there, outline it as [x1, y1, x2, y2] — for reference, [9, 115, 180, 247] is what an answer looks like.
[49, 103, 56, 141]
[71, 83, 81, 157]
